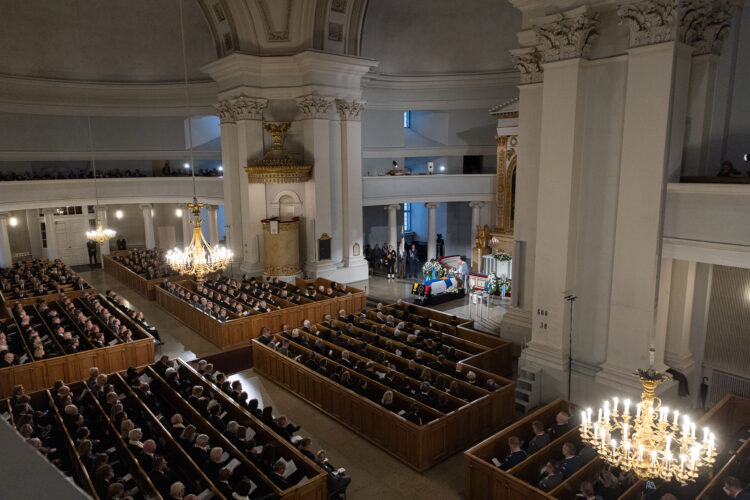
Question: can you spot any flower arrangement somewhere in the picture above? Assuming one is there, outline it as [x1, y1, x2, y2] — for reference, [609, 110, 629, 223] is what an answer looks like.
[446, 285, 461, 294]
[421, 261, 455, 280]
[485, 273, 512, 296]
[493, 252, 512, 262]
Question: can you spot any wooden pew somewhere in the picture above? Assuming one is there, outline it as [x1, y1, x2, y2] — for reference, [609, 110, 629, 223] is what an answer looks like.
[46, 390, 100, 499]
[173, 359, 329, 500]
[144, 366, 282, 499]
[154, 280, 364, 351]
[0, 297, 155, 398]
[102, 254, 182, 300]
[77, 381, 163, 499]
[253, 337, 515, 471]
[109, 373, 226, 499]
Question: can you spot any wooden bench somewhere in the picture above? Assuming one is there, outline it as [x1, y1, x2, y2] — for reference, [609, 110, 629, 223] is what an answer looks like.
[0, 295, 154, 398]
[102, 254, 182, 300]
[253, 335, 515, 472]
[154, 280, 366, 350]
[173, 359, 329, 500]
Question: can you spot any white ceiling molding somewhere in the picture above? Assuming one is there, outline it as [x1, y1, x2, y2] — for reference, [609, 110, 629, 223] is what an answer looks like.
[662, 238, 750, 269]
[362, 174, 496, 206]
[362, 146, 497, 159]
[362, 70, 519, 110]
[0, 75, 219, 116]
[0, 150, 221, 162]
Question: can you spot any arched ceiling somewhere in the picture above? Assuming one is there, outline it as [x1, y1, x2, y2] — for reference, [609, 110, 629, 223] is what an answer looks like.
[0, 0, 217, 83]
[0, 0, 519, 85]
[360, 0, 522, 75]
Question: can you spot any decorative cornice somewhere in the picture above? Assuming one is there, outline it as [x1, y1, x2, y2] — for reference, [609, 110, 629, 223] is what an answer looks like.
[617, 0, 737, 54]
[335, 99, 366, 121]
[534, 10, 600, 62]
[295, 94, 334, 119]
[230, 95, 268, 121]
[510, 47, 544, 83]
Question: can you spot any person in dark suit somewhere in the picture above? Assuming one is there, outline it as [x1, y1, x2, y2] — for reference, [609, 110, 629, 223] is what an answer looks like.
[501, 436, 528, 470]
[150, 455, 173, 496]
[297, 438, 315, 461]
[723, 476, 750, 499]
[270, 460, 291, 489]
[549, 411, 573, 441]
[560, 442, 581, 479]
[215, 468, 235, 498]
[138, 440, 157, 475]
[87, 240, 98, 265]
[407, 243, 419, 278]
[527, 420, 551, 454]
[203, 446, 228, 480]
[537, 459, 563, 492]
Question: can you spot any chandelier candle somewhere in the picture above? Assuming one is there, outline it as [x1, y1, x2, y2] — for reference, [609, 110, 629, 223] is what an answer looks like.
[580, 352, 717, 484]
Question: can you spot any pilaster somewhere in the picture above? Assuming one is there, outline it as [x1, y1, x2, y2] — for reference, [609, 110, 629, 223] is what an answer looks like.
[425, 203, 439, 261]
[140, 204, 155, 250]
[207, 205, 220, 246]
[43, 209, 59, 260]
[215, 101, 243, 266]
[386, 204, 399, 251]
[337, 99, 368, 279]
[598, 3, 696, 393]
[298, 95, 337, 276]
[0, 213, 12, 267]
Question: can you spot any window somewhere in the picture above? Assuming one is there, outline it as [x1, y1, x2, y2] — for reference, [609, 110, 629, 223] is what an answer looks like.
[403, 203, 412, 232]
[403, 111, 410, 128]
[40, 222, 47, 249]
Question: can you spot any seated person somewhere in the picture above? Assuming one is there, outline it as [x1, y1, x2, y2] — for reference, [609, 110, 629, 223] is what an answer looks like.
[723, 476, 750, 500]
[527, 419, 551, 454]
[537, 458, 563, 492]
[548, 411, 572, 441]
[500, 436, 527, 470]
[578, 480, 603, 500]
[560, 442, 581, 479]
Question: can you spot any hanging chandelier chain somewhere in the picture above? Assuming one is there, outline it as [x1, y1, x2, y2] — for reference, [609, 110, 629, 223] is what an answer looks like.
[178, 0, 197, 200]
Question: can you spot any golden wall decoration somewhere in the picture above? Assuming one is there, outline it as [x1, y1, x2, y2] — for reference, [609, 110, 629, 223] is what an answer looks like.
[495, 134, 517, 234]
[245, 122, 312, 184]
[261, 218, 301, 276]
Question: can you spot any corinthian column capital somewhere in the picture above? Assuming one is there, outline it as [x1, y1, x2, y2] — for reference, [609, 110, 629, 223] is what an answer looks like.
[534, 7, 600, 62]
[229, 95, 268, 121]
[296, 94, 335, 119]
[510, 47, 544, 83]
[335, 99, 366, 122]
[214, 100, 236, 124]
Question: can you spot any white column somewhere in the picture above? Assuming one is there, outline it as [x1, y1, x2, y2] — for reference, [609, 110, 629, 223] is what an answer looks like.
[337, 99, 368, 278]
[207, 205, 219, 246]
[215, 102, 242, 266]
[0, 213, 12, 268]
[43, 208, 59, 259]
[95, 206, 110, 256]
[500, 76, 543, 345]
[469, 201, 484, 246]
[181, 208, 191, 248]
[518, 7, 599, 401]
[426, 202, 439, 260]
[689, 263, 712, 409]
[233, 97, 267, 276]
[140, 204, 155, 250]
[386, 204, 399, 250]
[598, 38, 694, 394]
[297, 95, 336, 275]
[664, 259, 697, 375]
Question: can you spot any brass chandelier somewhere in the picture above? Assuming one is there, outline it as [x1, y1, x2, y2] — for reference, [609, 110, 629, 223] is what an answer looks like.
[165, 0, 232, 282]
[86, 219, 116, 244]
[580, 349, 716, 484]
[165, 198, 231, 283]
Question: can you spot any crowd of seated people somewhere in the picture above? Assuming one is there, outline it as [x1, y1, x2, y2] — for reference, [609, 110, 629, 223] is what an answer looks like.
[0, 164, 221, 182]
[102, 290, 163, 344]
[126, 359, 335, 499]
[257, 321, 468, 424]
[1, 290, 152, 368]
[0, 259, 90, 300]
[196, 281, 278, 316]
[177, 357, 352, 498]
[160, 281, 236, 322]
[112, 249, 177, 279]
[2, 384, 94, 494]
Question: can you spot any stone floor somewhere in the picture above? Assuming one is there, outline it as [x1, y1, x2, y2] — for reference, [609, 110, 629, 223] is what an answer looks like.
[77, 269, 510, 500]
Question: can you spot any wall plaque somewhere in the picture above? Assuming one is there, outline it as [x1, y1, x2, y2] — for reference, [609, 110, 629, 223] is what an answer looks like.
[318, 233, 332, 261]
